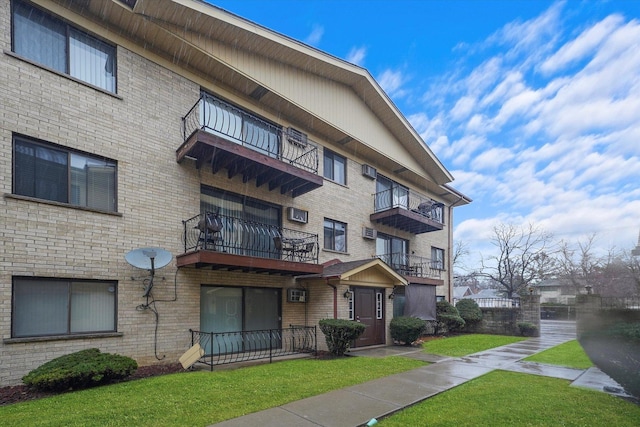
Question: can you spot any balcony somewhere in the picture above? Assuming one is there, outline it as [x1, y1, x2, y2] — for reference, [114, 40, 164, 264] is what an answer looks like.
[376, 253, 443, 285]
[177, 94, 323, 197]
[370, 188, 444, 234]
[177, 212, 323, 275]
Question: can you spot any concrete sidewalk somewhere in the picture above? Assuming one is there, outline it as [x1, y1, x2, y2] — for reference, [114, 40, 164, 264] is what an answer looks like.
[211, 321, 630, 427]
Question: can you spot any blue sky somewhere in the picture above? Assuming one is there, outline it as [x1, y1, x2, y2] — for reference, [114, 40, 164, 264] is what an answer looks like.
[210, 1, 640, 269]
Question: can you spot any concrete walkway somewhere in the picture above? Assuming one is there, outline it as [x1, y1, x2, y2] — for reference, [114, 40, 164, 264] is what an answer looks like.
[211, 321, 631, 427]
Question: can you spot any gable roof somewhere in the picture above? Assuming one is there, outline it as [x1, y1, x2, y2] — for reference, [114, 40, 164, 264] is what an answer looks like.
[301, 258, 407, 287]
[55, 0, 468, 201]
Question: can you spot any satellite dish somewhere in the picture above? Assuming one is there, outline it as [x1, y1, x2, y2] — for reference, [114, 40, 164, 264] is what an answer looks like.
[125, 247, 172, 270]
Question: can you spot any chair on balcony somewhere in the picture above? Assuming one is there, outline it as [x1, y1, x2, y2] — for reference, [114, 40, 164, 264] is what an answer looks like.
[195, 211, 223, 250]
[294, 241, 315, 261]
[273, 236, 296, 260]
[416, 201, 433, 218]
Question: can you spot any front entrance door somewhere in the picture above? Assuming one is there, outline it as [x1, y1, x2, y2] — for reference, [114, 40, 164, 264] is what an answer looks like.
[353, 287, 385, 347]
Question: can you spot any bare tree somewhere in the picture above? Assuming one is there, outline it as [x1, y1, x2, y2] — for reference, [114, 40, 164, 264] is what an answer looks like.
[556, 234, 601, 293]
[479, 223, 555, 298]
[452, 240, 469, 270]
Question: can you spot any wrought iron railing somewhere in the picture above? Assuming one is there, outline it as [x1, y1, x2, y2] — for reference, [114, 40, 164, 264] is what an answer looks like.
[373, 188, 444, 224]
[188, 325, 317, 369]
[182, 93, 319, 174]
[376, 253, 442, 279]
[183, 211, 319, 263]
[601, 297, 640, 309]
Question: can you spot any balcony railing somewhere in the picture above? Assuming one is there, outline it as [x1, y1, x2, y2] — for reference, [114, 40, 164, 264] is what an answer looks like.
[188, 325, 317, 369]
[371, 188, 445, 234]
[182, 211, 319, 264]
[376, 253, 442, 279]
[182, 93, 319, 174]
[374, 188, 444, 222]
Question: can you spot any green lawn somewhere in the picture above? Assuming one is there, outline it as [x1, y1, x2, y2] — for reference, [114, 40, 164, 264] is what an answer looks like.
[0, 356, 423, 427]
[381, 336, 639, 426]
[378, 370, 640, 427]
[524, 340, 594, 369]
[422, 333, 527, 357]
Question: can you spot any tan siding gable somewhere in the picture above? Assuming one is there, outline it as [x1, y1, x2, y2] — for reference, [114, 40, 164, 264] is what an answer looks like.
[178, 30, 430, 179]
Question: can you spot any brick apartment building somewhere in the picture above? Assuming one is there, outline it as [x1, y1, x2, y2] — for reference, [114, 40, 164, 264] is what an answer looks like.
[0, 0, 470, 385]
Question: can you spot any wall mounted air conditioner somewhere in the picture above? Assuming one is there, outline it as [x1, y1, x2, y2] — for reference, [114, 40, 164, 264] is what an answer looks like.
[362, 227, 377, 240]
[362, 164, 377, 179]
[286, 127, 308, 147]
[287, 288, 308, 303]
[287, 207, 308, 224]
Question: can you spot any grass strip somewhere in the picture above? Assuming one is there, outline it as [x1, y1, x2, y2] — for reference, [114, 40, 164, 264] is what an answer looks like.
[423, 333, 527, 357]
[524, 339, 593, 369]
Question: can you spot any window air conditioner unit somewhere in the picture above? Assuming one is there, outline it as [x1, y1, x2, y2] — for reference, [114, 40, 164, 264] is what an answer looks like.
[362, 164, 377, 179]
[287, 288, 308, 303]
[287, 207, 308, 224]
[286, 127, 308, 147]
[362, 227, 377, 240]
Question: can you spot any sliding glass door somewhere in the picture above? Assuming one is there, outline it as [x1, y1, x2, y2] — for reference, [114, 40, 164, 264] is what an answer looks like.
[200, 286, 281, 354]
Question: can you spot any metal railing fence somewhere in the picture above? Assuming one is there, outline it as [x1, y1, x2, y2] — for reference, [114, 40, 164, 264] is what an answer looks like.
[182, 93, 319, 173]
[188, 326, 317, 369]
[375, 253, 442, 279]
[373, 188, 444, 224]
[182, 211, 319, 263]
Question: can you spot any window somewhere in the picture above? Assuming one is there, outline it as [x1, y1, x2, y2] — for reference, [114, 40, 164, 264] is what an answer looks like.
[324, 218, 347, 252]
[375, 175, 408, 211]
[376, 233, 409, 270]
[13, 135, 117, 212]
[12, 0, 116, 92]
[431, 247, 445, 270]
[323, 149, 346, 184]
[12, 277, 117, 338]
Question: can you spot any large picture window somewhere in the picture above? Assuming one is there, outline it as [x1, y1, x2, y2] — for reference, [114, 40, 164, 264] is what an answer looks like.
[13, 135, 117, 212]
[323, 149, 346, 184]
[324, 218, 347, 252]
[12, 277, 117, 338]
[12, 0, 116, 92]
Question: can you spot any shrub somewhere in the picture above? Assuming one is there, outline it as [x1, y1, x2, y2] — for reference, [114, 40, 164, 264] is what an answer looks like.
[390, 316, 426, 345]
[455, 299, 483, 330]
[435, 301, 465, 335]
[318, 319, 366, 356]
[605, 322, 640, 342]
[517, 322, 539, 337]
[23, 348, 138, 392]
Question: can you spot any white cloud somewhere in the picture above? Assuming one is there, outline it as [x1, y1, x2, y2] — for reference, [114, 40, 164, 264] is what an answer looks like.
[377, 69, 406, 98]
[540, 14, 624, 74]
[470, 147, 515, 171]
[305, 24, 324, 46]
[346, 46, 366, 66]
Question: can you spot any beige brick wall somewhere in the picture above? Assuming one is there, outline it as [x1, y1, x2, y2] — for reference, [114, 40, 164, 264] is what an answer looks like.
[0, 2, 452, 385]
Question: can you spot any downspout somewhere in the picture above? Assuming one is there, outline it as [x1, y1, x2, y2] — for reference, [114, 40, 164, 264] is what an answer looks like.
[326, 279, 338, 319]
[447, 196, 464, 302]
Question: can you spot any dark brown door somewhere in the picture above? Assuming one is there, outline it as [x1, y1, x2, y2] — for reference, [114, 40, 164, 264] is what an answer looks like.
[353, 287, 385, 347]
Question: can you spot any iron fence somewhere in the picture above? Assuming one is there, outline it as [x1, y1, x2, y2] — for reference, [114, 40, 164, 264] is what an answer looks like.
[182, 211, 319, 263]
[601, 297, 640, 309]
[188, 326, 317, 369]
[182, 93, 318, 173]
[454, 297, 521, 308]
